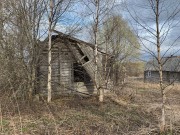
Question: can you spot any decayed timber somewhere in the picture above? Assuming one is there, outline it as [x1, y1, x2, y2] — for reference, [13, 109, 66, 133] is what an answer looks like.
[37, 30, 106, 96]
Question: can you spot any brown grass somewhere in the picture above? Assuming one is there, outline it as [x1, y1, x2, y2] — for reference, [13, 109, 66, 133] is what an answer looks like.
[0, 80, 180, 135]
[0, 95, 158, 135]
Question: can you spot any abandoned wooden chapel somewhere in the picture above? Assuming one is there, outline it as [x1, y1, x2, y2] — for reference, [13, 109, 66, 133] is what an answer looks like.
[36, 30, 111, 96]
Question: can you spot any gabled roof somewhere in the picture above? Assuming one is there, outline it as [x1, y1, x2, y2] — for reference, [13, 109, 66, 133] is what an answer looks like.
[43, 30, 108, 54]
[52, 30, 96, 49]
[41, 30, 106, 87]
[145, 56, 180, 72]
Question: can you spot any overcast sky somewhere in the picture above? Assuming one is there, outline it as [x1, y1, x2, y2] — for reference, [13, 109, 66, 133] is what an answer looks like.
[73, 0, 180, 60]
[117, 0, 180, 59]
[45, 0, 180, 60]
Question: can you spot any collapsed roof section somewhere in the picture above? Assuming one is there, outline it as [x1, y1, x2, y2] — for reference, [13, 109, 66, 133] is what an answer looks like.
[41, 30, 106, 87]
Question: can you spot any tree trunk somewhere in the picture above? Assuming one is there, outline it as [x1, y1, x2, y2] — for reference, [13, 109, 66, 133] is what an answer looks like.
[94, 0, 103, 102]
[156, 0, 166, 132]
[0, 2, 3, 43]
[47, 29, 52, 102]
[158, 55, 165, 132]
[47, 0, 53, 102]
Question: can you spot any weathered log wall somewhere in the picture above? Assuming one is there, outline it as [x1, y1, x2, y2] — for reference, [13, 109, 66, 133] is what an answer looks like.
[38, 41, 75, 95]
[37, 37, 99, 95]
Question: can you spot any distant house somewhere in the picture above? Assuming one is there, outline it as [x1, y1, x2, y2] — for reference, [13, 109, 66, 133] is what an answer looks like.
[144, 56, 180, 83]
[36, 30, 111, 96]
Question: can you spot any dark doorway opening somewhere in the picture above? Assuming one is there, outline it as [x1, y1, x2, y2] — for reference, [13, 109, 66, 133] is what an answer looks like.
[73, 63, 91, 83]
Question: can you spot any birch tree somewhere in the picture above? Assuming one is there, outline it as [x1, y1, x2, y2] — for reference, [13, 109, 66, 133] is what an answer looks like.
[0, 0, 76, 101]
[46, 0, 74, 102]
[82, 0, 115, 102]
[47, 0, 53, 102]
[0, 2, 3, 43]
[94, 0, 103, 102]
[125, 0, 180, 133]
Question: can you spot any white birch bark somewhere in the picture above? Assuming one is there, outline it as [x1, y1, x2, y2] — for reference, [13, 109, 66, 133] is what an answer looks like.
[94, 0, 104, 102]
[155, 0, 165, 132]
[47, 0, 54, 102]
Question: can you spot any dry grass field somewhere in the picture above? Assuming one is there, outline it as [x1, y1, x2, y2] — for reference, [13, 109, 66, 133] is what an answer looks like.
[0, 79, 180, 135]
